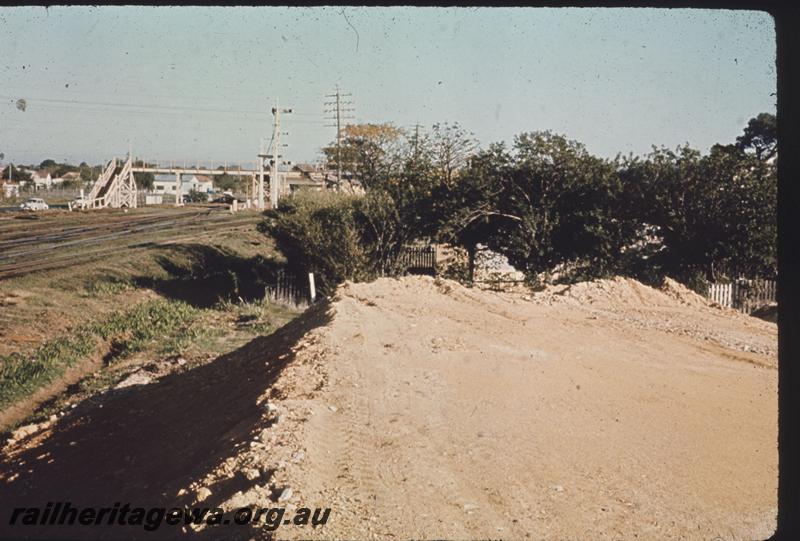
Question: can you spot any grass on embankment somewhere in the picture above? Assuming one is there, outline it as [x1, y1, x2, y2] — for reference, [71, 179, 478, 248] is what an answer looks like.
[0, 217, 301, 431]
[0, 299, 203, 413]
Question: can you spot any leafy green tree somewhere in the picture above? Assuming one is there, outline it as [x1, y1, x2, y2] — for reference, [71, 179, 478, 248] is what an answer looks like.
[80, 165, 95, 182]
[510, 132, 632, 280]
[618, 139, 776, 282]
[215, 173, 246, 192]
[322, 123, 405, 190]
[60, 178, 82, 190]
[1, 163, 14, 180]
[435, 143, 509, 279]
[618, 145, 707, 279]
[704, 144, 776, 277]
[54, 163, 78, 178]
[442, 132, 632, 283]
[266, 114, 777, 292]
[736, 112, 777, 162]
[134, 172, 155, 190]
[129, 160, 156, 190]
[39, 159, 57, 168]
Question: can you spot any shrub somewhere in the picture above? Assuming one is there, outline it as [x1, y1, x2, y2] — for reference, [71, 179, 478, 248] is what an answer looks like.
[260, 187, 419, 294]
[184, 189, 208, 203]
[260, 191, 373, 294]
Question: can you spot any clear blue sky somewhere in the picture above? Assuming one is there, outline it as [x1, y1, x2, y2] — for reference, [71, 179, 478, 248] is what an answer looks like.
[0, 6, 776, 167]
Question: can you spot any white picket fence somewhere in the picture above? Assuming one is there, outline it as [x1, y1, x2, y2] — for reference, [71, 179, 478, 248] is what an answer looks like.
[707, 279, 777, 313]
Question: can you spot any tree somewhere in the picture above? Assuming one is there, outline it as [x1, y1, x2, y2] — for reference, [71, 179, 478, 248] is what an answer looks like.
[704, 144, 776, 277]
[619, 145, 722, 281]
[322, 123, 405, 190]
[39, 159, 57, 168]
[60, 178, 82, 190]
[215, 173, 246, 192]
[267, 115, 777, 292]
[134, 172, 155, 190]
[618, 140, 776, 282]
[429, 122, 478, 186]
[435, 131, 636, 283]
[79, 165, 95, 182]
[508, 132, 633, 280]
[0, 163, 14, 180]
[54, 163, 78, 178]
[736, 112, 777, 162]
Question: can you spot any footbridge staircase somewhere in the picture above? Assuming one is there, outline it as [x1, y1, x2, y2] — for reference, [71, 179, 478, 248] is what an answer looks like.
[85, 157, 138, 209]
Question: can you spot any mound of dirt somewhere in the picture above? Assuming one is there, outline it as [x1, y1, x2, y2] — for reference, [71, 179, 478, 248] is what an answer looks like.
[533, 276, 683, 308]
[189, 275, 776, 540]
[1, 275, 778, 540]
[660, 277, 716, 308]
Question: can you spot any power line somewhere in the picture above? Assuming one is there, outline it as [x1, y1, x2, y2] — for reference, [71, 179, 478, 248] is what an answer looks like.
[0, 94, 272, 116]
[0, 102, 329, 132]
[3, 87, 331, 108]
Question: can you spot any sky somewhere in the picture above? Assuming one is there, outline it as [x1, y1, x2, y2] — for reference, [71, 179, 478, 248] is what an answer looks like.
[0, 6, 776, 167]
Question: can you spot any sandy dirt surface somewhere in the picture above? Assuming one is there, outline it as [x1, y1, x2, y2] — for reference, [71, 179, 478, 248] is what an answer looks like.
[0, 275, 777, 540]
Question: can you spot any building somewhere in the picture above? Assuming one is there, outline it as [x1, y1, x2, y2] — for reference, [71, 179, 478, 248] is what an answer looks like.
[192, 175, 214, 192]
[61, 171, 81, 183]
[2, 182, 20, 198]
[288, 163, 329, 192]
[152, 174, 215, 195]
[28, 170, 68, 189]
[30, 170, 53, 189]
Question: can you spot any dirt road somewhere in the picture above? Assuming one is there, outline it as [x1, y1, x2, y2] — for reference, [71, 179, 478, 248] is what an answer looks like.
[196, 276, 777, 540]
[0, 276, 777, 540]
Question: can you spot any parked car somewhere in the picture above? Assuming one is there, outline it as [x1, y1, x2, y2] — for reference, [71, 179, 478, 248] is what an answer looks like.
[71, 196, 89, 209]
[212, 193, 245, 204]
[182, 191, 213, 204]
[20, 197, 49, 211]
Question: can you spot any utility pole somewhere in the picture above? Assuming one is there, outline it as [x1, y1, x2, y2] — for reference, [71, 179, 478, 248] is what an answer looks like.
[412, 122, 423, 162]
[324, 86, 354, 189]
[257, 136, 267, 209]
[265, 98, 292, 208]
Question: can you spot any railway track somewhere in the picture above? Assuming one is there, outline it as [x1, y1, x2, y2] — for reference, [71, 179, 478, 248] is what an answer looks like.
[0, 207, 263, 281]
[0, 207, 210, 248]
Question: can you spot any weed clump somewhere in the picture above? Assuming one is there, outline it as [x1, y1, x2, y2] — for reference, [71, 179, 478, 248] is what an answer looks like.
[0, 333, 95, 411]
[0, 299, 201, 412]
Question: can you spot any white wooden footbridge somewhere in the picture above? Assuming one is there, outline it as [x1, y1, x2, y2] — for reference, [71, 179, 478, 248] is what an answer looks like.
[79, 156, 328, 210]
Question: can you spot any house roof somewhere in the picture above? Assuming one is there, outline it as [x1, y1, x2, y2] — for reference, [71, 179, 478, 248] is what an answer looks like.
[293, 163, 316, 173]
